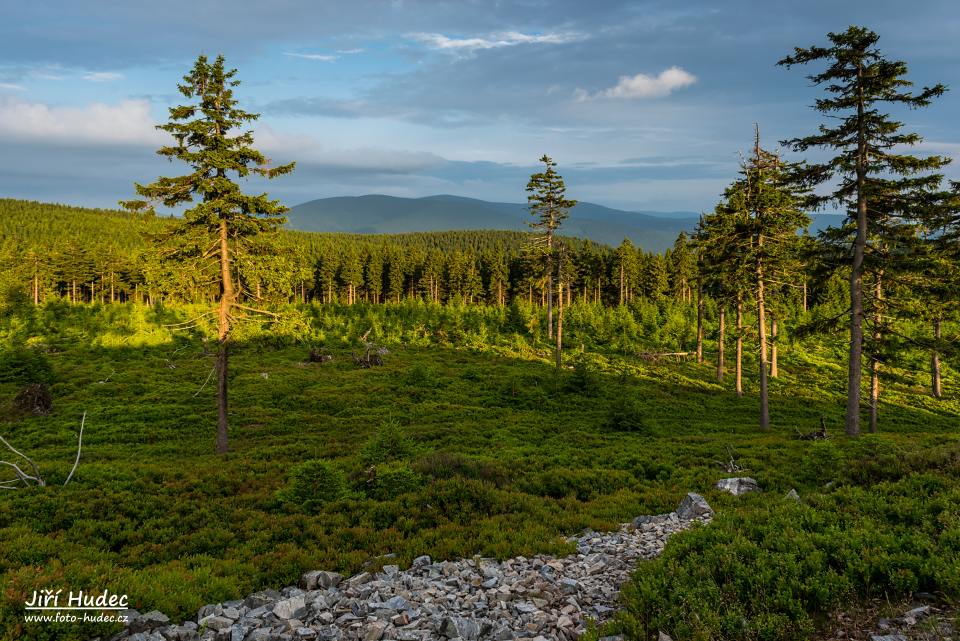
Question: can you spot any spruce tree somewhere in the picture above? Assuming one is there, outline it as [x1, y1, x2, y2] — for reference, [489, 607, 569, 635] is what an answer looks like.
[121, 54, 294, 454]
[613, 239, 638, 304]
[779, 26, 948, 435]
[713, 128, 809, 430]
[526, 155, 576, 344]
[697, 205, 751, 387]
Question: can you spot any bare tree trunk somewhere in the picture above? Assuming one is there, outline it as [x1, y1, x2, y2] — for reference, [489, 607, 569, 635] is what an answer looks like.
[847, 74, 867, 437]
[736, 296, 743, 398]
[869, 273, 882, 433]
[216, 218, 233, 456]
[547, 273, 553, 339]
[869, 351, 880, 433]
[757, 238, 770, 431]
[802, 280, 807, 312]
[110, 272, 115, 303]
[619, 262, 625, 305]
[770, 314, 779, 378]
[932, 316, 943, 399]
[717, 306, 726, 382]
[33, 271, 39, 305]
[555, 281, 563, 369]
[696, 278, 704, 364]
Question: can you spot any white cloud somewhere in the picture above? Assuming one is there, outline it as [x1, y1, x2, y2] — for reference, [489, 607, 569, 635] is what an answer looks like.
[283, 52, 339, 62]
[336, 48, 365, 55]
[82, 71, 124, 82]
[0, 97, 165, 146]
[578, 67, 697, 100]
[0, 83, 24, 91]
[253, 124, 443, 173]
[411, 31, 582, 52]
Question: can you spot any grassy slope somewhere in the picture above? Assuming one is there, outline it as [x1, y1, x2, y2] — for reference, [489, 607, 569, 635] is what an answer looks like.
[0, 302, 957, 640]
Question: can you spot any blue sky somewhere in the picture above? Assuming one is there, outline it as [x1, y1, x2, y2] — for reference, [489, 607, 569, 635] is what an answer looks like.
[1, 0, 958, 213]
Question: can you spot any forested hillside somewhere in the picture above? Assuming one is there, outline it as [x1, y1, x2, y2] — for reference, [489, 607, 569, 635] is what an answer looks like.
[0, 198, 689, 309]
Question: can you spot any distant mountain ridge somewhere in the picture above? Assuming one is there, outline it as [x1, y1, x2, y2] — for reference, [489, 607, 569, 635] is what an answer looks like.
[287, 194, 701, 252]
[286, 194, 844, 252]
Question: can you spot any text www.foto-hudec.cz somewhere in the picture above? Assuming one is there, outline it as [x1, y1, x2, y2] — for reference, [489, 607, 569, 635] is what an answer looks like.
[23, 589, 131, 625]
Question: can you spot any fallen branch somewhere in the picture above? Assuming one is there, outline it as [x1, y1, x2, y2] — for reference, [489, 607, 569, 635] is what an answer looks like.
[1, 412, 87, 489]
[231, 303, 280, 318]
[713, 445, 746, 474]
[193, 367, 216, 397]
[63, 411, 85, 486]
[0, 460, 42, 486]
[638, 351, 692, 363]
[0, 434, 43, 483]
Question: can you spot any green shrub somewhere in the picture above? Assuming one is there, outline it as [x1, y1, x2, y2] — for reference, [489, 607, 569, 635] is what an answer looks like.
[360, 419, 415, 465]
[615, 466, 960, 641]
[565, 356, 601, 395]
[524, 468, 635, 501]
[405, 363, 440, 388]
[365, 462, 423, 500]
[0, 347, 54, 385]
[415, 478, 513, 524]
[605, 395, 649, 433]
[413, 452, 510, 487]
[279, 460, 346, 510]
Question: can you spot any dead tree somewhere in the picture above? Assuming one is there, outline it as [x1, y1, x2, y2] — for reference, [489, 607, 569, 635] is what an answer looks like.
[0, 412, 85, 489]
[798, 416, 829, 441]
[353, 344, 387, 368]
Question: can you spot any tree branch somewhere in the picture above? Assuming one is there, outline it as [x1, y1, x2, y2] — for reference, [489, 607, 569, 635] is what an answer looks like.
[63, 412, 85, 486]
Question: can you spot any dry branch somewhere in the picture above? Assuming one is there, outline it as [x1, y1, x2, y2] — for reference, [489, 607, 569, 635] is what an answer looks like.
[63, 411, 85, 486]
[1, 412, 87, 489]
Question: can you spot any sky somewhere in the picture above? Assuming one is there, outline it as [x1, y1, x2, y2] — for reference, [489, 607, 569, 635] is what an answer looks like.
[1, 0, 959, 214]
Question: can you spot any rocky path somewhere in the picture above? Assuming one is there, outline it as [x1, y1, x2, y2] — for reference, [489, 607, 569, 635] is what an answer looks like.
[108, 493, 714, 641]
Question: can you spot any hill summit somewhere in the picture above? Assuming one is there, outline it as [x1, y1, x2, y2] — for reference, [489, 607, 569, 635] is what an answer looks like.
[286, 194, 700, 252]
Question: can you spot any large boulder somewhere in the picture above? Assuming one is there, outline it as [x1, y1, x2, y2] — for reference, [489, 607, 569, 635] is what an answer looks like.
[714, 477, 759, 496]
[128, 610, 170, 633]
[272, 595, 307, 620]
[676, 492, 713, 520]
[300, 570, 342, 590]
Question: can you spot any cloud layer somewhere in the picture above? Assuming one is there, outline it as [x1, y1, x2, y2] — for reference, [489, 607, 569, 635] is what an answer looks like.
[411, 31, 582, 52]
[0, 97, 164, 145]
[578, 67, 697, 100]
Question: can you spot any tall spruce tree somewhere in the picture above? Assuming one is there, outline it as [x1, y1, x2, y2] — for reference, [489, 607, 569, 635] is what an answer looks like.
[697, 203, 752, 388]
[526, 155, 576, 345]
[779, 26, 948, 436]
[121, 54, 294, 454]
[715, 128, 809, 430]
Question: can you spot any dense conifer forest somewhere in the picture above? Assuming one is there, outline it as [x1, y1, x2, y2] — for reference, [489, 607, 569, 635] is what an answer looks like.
[0, 199, 675, 308]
